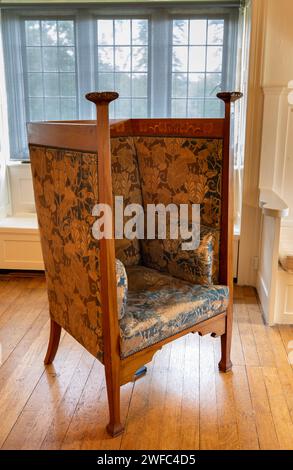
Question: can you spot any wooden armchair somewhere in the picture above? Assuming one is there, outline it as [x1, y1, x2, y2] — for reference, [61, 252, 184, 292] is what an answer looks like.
[28, 90, 242, 437]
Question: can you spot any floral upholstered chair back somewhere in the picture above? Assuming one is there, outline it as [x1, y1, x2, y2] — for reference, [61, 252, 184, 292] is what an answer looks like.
[135, 136, 222, 285]
[110, 134, 223, 286]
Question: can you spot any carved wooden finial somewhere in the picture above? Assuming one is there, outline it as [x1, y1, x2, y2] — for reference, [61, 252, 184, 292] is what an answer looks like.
[85, 91, 119, 105]
[217, 92, 243, 103]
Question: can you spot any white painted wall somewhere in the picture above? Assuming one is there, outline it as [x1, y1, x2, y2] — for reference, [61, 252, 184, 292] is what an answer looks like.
[263, 0, 293, 88]
[253, 0, 293, 324]
[263, 0, 293, 224]
[282, 108, 293, 224]
[238, 0, 293, 287]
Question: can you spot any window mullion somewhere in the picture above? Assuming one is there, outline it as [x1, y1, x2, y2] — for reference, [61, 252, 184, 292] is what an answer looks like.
[76, 10, 95, 120]
[151, 10, 170, 118]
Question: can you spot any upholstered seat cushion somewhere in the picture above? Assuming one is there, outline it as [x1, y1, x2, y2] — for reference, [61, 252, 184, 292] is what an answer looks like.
[119, 265, 229, 358]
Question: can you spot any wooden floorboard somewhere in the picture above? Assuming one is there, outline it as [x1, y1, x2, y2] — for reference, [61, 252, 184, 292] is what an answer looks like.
[0, 279, 293, 450]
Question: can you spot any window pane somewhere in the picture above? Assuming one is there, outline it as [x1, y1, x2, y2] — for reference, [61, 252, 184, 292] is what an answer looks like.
[188, 99, 204, 117]
[132, 47, 147, 72]
[98, 47, 114, 71]
[189, 46, 206, 72]
[173, 20, 188, 45]
[44, 73, 59, 96]
[97, 72, 114, 90]
[96, 17, 149, 118]
[29, 98, 44, 121]
[42, 20, 57, 46]
[208, 19, 224, 45]
[115, 47, 131, 71]
[60, 73, 76, 96]
[45, 98, 60, 120]
[207, 46, 222, 72]
[172, 99, 186, 117]
[172, 73, 188, 98]
[115, 73, 131, 97]
[172, 46, 188, 72]
[27, 48, 42, 72]
[59, 47, 75, 72]
[188, 73, 205, 98]
[24, 19, 77, 123]
[115, 19, 130, 45]
[132, 19, 148, 45]
[28, 73, 43, 97]
[58, 21, 74, 46]
[98, 20, 113, 45]
[61, 98, 76, 119]
[25, 21, 41, 46]
[190, 20, 207, 45]
[205, 73, 222, 96]
[171, 17, 225, 118]
[43, 47, 58, 72]
[132, 98, 147, 117]
[132, 73, 147, 97]
[204, 99, 222, 117]
[115, 98, 131, 118]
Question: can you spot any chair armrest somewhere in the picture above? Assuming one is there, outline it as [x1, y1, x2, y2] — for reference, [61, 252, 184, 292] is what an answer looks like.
[116, 259, 128, 319]
[141, 225, 219, 285]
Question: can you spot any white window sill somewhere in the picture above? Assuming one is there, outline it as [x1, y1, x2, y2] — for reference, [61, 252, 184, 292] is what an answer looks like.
[0, 215, 38, 232]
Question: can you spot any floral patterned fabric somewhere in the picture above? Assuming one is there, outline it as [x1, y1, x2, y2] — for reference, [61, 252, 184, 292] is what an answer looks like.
[29, 145, 104, 362]
[116, 259, 128, 320]
[111, 136, 222, 282]
[120, 265, 229, 358]
[134, 137, 223, 229]
[111, 137, 142, 266]
[133, 136, 222, 284]
[141, 224, 220, 285]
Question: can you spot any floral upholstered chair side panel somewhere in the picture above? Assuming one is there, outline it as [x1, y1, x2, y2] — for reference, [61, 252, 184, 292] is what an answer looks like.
[28, 90, 242, 437]
[29, 146, 105, 362]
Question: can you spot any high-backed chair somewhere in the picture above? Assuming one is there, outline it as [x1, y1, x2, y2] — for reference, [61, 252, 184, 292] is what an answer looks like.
[28, 90, 242, 437]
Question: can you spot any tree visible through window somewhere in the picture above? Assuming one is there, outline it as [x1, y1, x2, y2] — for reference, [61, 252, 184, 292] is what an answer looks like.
[96, 19, 149, 118]
[171, 19, 225, 118]
[24, 20, 77, 121]
[2, 7, 238, 159]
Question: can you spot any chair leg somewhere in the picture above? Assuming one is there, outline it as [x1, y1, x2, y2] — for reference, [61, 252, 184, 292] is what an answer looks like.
[218, 310, 233, 373]
[105, 363, 124, 437]
[44, 319, 62, 365]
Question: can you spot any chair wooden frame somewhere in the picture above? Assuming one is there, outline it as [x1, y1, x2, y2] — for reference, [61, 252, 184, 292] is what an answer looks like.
[28, 91, 242, 437]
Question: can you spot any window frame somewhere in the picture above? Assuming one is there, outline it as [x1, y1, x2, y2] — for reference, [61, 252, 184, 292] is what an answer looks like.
[169, 14, 228, 118]
[93, 14, 152, 118]
[1, 4, 239, 161]
[20, 16, 79, 124]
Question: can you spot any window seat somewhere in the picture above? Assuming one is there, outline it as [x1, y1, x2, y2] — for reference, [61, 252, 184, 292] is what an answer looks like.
[0, 216, 44, 270]
[0, 215, 38, 230]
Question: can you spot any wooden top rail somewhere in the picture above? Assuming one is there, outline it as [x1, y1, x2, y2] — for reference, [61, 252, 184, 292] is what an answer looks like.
[27, 118, 226, 152]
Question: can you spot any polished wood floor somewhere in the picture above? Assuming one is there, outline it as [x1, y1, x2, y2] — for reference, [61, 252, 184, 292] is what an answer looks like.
[0, 276, 293, 450]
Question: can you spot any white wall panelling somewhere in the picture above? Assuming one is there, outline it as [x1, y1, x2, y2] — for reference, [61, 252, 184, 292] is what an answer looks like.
[257, 85, 292, 324]
[0, 217, 44, 270]
[8, 163, 36, 215]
